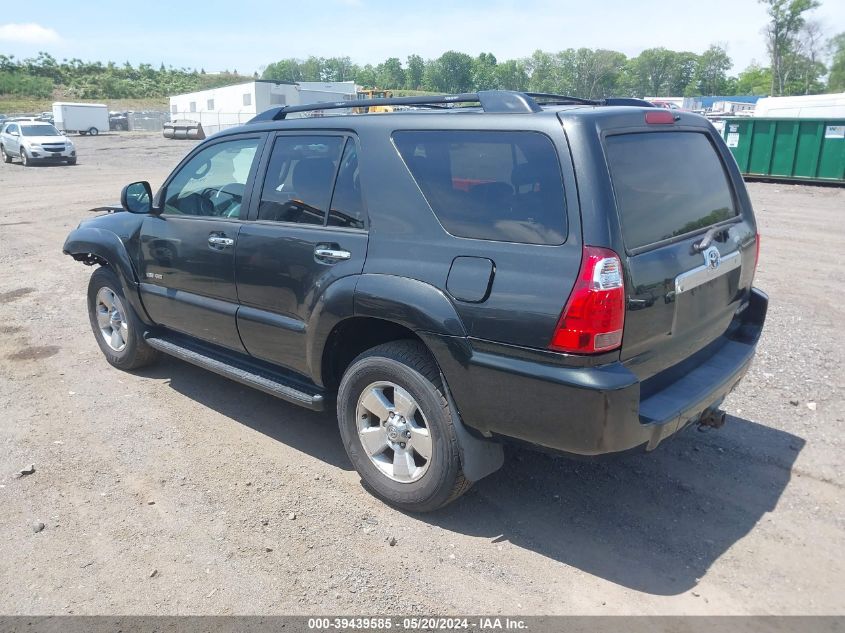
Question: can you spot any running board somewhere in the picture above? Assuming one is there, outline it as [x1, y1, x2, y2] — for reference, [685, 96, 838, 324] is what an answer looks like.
[144, 333, 326, 411]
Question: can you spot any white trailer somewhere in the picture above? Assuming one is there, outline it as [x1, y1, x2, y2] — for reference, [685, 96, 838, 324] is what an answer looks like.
[52, 102, 109, 136]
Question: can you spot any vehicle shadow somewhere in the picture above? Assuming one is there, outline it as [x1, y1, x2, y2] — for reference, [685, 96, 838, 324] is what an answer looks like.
[424, 417, 803, 595]
[137, 356, 352, 471]
[139, 356, 803, 596]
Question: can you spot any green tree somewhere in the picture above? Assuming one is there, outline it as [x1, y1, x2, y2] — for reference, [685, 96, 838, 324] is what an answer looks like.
[262, 59, 302, 82]
[667, 51, 699, 95]
[376, 57, 405, 88]
[734, 63, 773, 94]
[567, 48, 627, 98]
[828, 32, 845, 91]
[323, 56, 357, 82]
[356, 64, 377, 89]
[405, 54, 425, 90]
[622, 48, 678, 96]
[693, 45, 733, 95]
[760, 0, 820, 95]
[472, 52, 498, 90]
[425, 51, 474, 92]
[494, 59, 529, 91]
[299, 56, 324, 81]
[525, 50, 561, 93]
[792, 21, 826, 94]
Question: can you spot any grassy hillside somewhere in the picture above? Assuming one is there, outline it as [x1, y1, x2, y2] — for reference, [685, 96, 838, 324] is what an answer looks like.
[0, 96, 169, 115]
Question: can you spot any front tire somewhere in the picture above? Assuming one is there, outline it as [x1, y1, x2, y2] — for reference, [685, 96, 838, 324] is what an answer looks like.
[337, 340, 470, 512]
[87, 267, 159, 370]
[20, 149, 31, 167]
[66, 158, 77, 165]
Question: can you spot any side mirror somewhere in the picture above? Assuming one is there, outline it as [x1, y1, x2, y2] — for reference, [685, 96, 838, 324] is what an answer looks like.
[121, 181, 153, 214]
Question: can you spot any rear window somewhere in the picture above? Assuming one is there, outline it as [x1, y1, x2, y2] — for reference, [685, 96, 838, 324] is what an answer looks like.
[605, 132, 737, 250]
[394, 130, 567, 245]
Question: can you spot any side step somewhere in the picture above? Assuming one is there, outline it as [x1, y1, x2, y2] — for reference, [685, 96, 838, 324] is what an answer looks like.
[144, 333, 326, 411]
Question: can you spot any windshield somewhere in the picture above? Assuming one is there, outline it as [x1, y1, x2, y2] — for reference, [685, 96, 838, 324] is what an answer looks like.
[21, 125, 61, 137]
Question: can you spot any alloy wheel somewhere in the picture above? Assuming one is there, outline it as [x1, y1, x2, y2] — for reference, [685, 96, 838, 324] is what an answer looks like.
[95, 287, 129, 352]
[355, 381, 433, 483]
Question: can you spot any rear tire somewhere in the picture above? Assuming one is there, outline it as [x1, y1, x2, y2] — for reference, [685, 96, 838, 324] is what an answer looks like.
[87, 127, 99, 136]
[337, 340, 470, 512]
[87, 266, 159, 370]
[1, 145, 11, 163]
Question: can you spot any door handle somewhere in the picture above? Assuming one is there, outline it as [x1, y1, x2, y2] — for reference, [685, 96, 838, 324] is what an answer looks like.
[208, 236, 234, 247]
[314, 247, 352, 261]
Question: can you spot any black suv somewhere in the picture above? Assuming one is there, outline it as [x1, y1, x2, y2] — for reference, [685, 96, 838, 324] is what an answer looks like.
[63, 91, 767, 512]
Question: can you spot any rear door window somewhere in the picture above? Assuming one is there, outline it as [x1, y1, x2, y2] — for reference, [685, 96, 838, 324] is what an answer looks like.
[327, 139, 366, 229]
[394, 130, 567, 245]
[258, 135, 344, 225]
[604, 131, 737, 251]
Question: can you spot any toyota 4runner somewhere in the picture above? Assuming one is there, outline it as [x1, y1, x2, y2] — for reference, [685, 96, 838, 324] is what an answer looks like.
[63, 91, 767, 512]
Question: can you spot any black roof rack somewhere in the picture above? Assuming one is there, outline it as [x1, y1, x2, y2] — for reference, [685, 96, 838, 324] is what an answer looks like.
[250, 90, 543, 122]
[525, 92, 601, 106]
[526, 93, 656, 108]
[247, 90, 654, 123]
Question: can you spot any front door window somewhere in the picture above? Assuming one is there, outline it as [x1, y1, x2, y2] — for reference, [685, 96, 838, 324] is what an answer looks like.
[163, 138, 260, 219]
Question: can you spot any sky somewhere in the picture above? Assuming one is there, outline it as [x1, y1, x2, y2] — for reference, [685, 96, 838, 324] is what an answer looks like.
[1, 0, 843, 75]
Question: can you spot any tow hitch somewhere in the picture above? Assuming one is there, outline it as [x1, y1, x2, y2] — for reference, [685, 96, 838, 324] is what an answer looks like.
[698, 408, 727, 430]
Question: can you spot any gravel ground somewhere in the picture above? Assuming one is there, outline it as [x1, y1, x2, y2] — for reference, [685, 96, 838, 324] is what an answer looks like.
[0, 133, 843, 615]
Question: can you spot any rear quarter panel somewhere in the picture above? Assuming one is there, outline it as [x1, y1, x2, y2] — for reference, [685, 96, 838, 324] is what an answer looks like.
[356, 113, 583, 350]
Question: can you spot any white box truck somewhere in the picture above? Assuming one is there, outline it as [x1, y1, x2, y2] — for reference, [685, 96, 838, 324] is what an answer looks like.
[52, 102, 109, 136]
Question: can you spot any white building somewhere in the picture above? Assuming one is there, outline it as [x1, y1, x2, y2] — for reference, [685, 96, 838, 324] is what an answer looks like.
[711, 100, 756, 115]
[169, 80, 357, 134]
[753, 92, 845, 118]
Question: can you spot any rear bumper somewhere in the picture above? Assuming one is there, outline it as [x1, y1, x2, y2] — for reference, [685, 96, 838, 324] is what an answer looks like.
[427, 287, 767, 456]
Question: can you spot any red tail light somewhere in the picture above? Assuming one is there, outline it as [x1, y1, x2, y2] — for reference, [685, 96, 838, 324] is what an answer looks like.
[550, 246, 625, 354]
[645, 110, 676, 124]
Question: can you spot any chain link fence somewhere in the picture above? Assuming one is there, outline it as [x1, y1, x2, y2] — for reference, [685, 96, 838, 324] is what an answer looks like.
[168, 111, 258, 135]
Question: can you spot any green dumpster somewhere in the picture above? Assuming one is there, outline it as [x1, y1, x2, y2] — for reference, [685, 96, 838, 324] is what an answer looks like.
[722, 117, 845, 184]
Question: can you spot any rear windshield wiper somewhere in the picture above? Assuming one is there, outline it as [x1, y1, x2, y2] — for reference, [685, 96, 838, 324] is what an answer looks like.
[692, 226, 726, 252]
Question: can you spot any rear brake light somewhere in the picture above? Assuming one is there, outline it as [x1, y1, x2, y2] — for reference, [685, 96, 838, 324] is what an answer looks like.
[645, 110, 676, 124]
[550, 246, 625, 354]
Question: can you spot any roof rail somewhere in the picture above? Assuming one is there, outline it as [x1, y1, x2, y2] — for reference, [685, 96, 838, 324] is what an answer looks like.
[527, 93, 656, 108]
[525, 92, 601, 106]
[246, 90, 656, 124]
[601, 97, 656, 107]
[249, 90, 547, 122]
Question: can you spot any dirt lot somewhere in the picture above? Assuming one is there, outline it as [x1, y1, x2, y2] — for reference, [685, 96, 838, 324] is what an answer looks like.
[0, 133, 843, 615]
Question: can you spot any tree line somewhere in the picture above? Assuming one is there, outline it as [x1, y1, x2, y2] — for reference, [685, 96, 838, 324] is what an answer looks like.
[263, 0, 842, 98]
[1, 0, 843, 103]
[0, 52, 252, 100]
[264, 39, 842, 99]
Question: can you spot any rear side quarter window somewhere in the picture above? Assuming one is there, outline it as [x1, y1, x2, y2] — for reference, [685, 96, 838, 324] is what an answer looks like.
[393, 130, 567, 245]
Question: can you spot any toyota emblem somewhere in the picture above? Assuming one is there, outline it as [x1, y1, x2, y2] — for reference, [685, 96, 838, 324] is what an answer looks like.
[703, 246, 721, 270]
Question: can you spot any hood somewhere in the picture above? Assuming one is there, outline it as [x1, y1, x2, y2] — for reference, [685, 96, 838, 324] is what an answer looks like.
[24, 135, 71, 144]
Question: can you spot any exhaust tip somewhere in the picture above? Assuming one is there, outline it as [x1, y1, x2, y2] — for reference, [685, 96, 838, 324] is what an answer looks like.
[698, 408, 727, 430]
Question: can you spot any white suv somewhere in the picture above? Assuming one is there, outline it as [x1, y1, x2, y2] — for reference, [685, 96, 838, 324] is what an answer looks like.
[0, 121, 77, 166]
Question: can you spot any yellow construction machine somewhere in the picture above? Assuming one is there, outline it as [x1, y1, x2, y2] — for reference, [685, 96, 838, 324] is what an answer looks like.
[354, 89, 395, 114]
